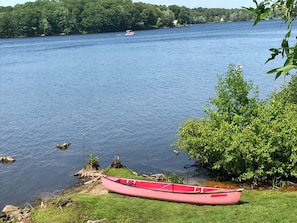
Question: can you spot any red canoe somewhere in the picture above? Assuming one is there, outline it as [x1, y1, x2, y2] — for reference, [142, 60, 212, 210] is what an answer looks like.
[101, 175, 243, 205]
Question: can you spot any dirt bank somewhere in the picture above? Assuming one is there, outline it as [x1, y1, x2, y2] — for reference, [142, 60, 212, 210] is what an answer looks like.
[59, 176, 108, 197]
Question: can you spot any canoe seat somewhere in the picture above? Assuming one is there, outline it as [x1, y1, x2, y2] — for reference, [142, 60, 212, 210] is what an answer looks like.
[194, 187, 204, 193]
[125, 180, 136, 186]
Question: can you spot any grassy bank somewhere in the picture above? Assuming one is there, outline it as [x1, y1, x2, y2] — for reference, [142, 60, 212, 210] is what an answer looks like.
[31, 190, 297, 223]
[30, 168, 297, 223]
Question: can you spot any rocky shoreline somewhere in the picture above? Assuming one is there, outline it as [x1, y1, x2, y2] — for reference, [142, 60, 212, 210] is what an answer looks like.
[0, 162, 107, 223]
[0, 167, 107, 223]
[1, 156, 165, 223]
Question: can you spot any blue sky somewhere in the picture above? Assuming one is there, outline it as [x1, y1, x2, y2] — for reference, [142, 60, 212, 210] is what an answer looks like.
[1, 0, 255, 8]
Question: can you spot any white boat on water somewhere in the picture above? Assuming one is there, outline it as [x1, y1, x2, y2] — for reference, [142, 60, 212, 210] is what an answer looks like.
[125, 30, 135, 36]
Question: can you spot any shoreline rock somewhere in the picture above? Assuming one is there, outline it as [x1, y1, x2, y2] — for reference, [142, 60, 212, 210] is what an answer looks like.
[109, 156, 126, 168]
[1, 204, 33, 223]
[56, 142, 71, 150]
[0, 156, 15, 163]
[74, 164, 103, 178]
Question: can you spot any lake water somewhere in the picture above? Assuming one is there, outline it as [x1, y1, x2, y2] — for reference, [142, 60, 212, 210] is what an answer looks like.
[0, 20, 286, 209]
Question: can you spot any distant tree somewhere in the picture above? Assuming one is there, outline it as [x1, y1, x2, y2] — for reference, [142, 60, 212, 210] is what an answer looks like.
[168, 4, 180, 19]
[159, 9, 175, 27]
[81, 2, 105, 33]
[129, 2, 147, 29]
[229, 11, 239, 21]
[139, 4, 161, 28]
[40, 18, 52, 35]
[178, 6, 191, 24]
[0, 11, 17, 37]
[14, 4, 42, 37]
[53, 2, 76, 34]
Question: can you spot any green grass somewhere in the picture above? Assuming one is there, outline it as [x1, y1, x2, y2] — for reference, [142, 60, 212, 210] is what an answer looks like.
[103, 167, 146, 179]
[31, 190, 297, 223]
[30, 168, 297, 222]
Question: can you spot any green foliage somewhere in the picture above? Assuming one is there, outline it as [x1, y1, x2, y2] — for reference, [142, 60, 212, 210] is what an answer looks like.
[273, 74, 297, 104]
[246, 0, 297, 79]
[173, 65, 297, 185]
[205, 64, 259, 127]
[159, 9, 175, 27]
[163, 171, 184, 184]
[88, 154, 99, 168]
[0, 0, 258, 38]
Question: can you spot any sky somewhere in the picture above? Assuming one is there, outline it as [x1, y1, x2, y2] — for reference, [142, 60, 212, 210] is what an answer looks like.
[0, 0, 255, 9]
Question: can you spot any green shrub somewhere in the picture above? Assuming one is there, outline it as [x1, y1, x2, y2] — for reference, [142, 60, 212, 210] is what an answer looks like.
[173, 65, 297, 185]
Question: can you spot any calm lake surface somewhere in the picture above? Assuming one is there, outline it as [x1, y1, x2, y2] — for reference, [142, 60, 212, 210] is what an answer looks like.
[0, 20, 286, 208]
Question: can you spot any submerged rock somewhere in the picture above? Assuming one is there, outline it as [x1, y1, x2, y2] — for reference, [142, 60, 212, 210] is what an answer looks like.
[173, 150, 179, 155]
[56, 142, 71, 150]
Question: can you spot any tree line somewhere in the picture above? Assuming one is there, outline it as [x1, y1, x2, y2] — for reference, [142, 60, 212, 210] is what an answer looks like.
[0, 0, 268, 38]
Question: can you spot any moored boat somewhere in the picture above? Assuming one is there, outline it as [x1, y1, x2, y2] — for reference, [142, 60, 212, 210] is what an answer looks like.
[101, 175, 243, 205]
[125, 30, 135, 36]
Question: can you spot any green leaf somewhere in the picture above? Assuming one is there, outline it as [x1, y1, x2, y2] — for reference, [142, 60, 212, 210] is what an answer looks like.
[285, 30, 291, 39]
[265, 48, 281, 63]
[260, 8, 271, 19]
[275, 71, 282, 80]
[267, 68, 279, 74]
[281, 38, 289, 48]
[268, 64, 297, 75]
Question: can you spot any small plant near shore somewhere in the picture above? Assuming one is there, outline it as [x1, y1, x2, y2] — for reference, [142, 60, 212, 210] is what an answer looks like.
[88, 154, 99, 168]
[164, 171, 184, 184]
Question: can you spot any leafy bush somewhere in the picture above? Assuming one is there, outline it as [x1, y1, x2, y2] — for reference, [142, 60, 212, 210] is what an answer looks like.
[173, 65, 297, 185]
